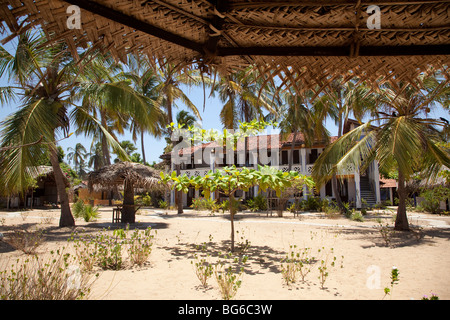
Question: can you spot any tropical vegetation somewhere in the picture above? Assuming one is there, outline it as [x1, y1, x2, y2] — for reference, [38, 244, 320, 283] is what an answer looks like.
[0, 27, 448, 235]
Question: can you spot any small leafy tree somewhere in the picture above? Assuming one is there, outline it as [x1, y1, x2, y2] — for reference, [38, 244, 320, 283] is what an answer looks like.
[161, 165, 313, 251]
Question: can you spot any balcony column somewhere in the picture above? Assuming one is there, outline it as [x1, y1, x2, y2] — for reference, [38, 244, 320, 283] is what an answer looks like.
[355, 167, 362, 209]
[253, 152, 259, 197]
[210, 149, 215, 200]
[373, 160, 381, 204]
[170, 160, 175, 207]
[301, 148, 307, 200]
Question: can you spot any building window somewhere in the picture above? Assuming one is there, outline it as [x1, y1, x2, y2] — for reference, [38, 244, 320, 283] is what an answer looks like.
[281, 150, 288, 165]
[326, 180, 333, 197]
[293, 150, 300, 164]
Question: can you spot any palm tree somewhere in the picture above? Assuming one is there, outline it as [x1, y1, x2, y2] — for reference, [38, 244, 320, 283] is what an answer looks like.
[312, 78, 379, 211]
[212, 66, 276, 129]
[67, 143, 87, 177]
[73, 54, 131, 166]
[0, 32, 129, 227]
[120, 53, 165, 165]
[279, 90, 329, 171]
[153, 61, 205, 214]
[155, 61, 204, 125]
[176, 110, 197, 128]
[312, 74, 450, 231]
[0, 31, 78, 227]
[87, 142, 106, 171]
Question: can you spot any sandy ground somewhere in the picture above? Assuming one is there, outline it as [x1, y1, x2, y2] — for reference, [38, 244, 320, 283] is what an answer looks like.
[1, 206, 449, 300]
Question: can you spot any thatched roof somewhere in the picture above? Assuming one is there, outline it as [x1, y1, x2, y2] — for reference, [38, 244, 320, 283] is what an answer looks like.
[1, 0, 448, 90]
[380, 177, 397, 188]
[29, 165, 70, 187]
[87, 161, 163, 191]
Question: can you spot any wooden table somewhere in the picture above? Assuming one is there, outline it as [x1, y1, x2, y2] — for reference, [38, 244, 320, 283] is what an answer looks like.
[112, 205, 123, 223]
[112, 204, 142, 223]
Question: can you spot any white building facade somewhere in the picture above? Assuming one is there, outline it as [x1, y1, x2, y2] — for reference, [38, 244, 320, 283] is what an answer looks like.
[160, 130, 381, 210]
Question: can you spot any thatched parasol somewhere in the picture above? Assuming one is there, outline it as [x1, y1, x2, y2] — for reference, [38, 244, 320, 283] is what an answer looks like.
[87, 161, 163, 223]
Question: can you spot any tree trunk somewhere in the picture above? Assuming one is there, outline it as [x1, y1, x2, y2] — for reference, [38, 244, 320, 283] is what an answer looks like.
[50, 144, 75, 228]
[122, 179, 135, 224]
[100, 109, 111, 166]
[333, 109, 346, 214]
[288, 132, 297, 171]
[332, 173, 347, 215]
[229, 192, 236, 252]
[177, 165, 183, 214]
[394, 170, 410, 231]
[141, 130, 146, 165]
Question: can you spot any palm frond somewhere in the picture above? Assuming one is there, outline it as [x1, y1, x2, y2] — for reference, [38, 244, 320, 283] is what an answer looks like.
[312, 122, 375, 187]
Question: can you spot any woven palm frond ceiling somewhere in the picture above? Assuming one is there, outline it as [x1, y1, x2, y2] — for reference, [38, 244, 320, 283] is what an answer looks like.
[0, 0, 449, 89]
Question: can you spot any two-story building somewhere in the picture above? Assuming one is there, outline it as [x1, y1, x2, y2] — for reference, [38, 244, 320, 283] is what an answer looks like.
[160, 124, 381, 210]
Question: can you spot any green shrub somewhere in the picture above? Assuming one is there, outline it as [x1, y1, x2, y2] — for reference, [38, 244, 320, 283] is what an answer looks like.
[350, 211, 365, 222]
[97, 228, 127, 270]
[299, 197, 322, 211]
[418, 186, 450, 214]
[191, 198, 217, 211]
[71, 200, 99, 222]
[6, 229, 45, 254]
[0, 248, 97, 300]
[158, 200, 169, 209]
[142, 193, 152, 206]
[214, 253, 248, 300]
[220, 198, 243, 213]
[70, 227, 156, 271]
[246, 195, 267, 212]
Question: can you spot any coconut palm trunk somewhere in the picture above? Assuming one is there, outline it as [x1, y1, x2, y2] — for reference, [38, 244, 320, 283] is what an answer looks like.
[394, 170, 409, 231]
[229, 192, 236, 252]
[122, 179, 136, 223]
[49, 144, 75, 227]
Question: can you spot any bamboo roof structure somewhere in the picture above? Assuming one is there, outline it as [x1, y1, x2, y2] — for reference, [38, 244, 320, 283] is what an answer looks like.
[87, 161, 162, 192]
[0, 0, 449, 89]
[29, 165, 70, 187]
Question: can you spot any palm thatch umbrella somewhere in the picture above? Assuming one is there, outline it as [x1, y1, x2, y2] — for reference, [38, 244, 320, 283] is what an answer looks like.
[87, 161, 163, 223]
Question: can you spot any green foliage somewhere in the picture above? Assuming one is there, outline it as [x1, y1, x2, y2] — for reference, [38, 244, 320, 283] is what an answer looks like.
[280, 245, 314, 285]
[142, 193, 152, 206]
[246, 195, 267, 212]
[97, 228, 127, 270]
[191, 253, 213, 288]
[418, 186, 450, 214]
[214, 253, 248, 300]
[383, 267, 399, 299]
[134, 192, 152, 206]
[422, 293, 439, 300]
[127, 227, 156, 267]
[219, 198, 243, 213]
[299, 196, 322, 211]
[0, 247, 97, 300]
[69, 227, 156, 271]
[158, 200, 169, 209]
[191, 197, 218, 211]
[161, 165, 312, 251]
[71, 199, 99, 222]
[350, 210, 365, 222]
[5, 228, 45, 254]
[376, 219, 396, 247]
[317, 247, 337, 289]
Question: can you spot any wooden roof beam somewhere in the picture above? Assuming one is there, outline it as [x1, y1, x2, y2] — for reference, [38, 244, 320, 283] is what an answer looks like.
[217, 45, 450, 56]
[63, 0, 204, 54]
